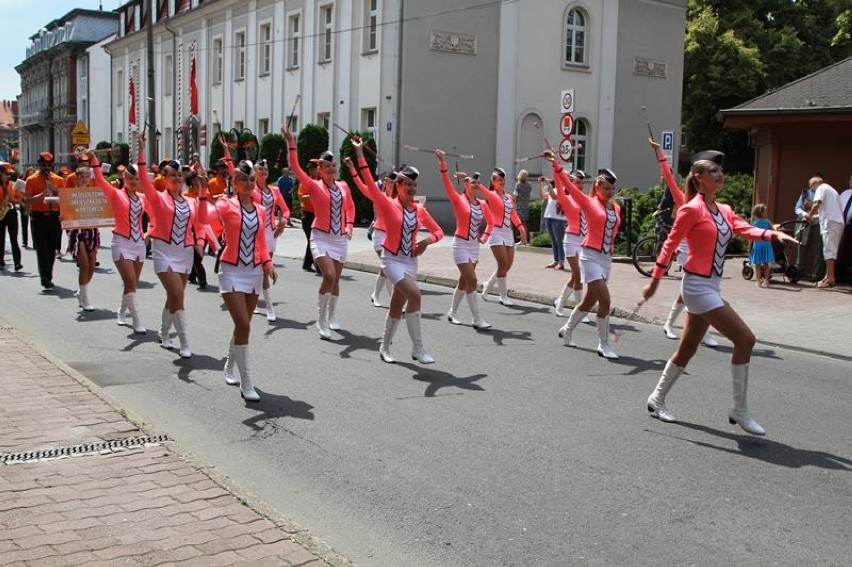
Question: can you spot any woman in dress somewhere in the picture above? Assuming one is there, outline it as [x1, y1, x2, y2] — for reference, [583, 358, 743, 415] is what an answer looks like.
[66, 167, 100, 312]
[90, 152, 148, 333]
[215, 160, 278, 402]
[348, 138, 444, 363]
[367, 171, 396, 308]
[546, 153, 622, 359]
[546, 170, 590, 318]
[137, 133, 208, 358]
[252, 158, 290, 321]
[642, 153, 798, 435]
[513, 169, 532, 227]
[749, 203, 775, 288]
[282, 127, 355, 340]
[435, 150, 494, 329]
[480, 168, 527, 305]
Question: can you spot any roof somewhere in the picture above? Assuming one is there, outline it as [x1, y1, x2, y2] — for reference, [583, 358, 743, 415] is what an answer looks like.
[722, 56, 852, 116]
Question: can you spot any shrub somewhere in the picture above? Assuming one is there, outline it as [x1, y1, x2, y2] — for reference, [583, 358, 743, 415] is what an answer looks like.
[338, 132, 378, 225]
[259, 133, 288, 181]
[529, 231, 551, 248]
[527, 199, 542, 233]
[296, 124, 329, 170]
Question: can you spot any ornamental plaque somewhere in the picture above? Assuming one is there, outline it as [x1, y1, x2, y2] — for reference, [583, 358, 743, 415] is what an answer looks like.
[633, 57, 667, 78]
[430, 30, 477, 55]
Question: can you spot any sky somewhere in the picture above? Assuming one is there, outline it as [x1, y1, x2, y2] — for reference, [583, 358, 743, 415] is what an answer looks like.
[0, 0, 124, 101]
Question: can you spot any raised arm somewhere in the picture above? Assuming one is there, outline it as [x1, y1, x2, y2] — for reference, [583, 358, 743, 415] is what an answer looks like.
[88, 151, 119, 199]
[218, 136, 236, 178]
[436, 150, 462, 206]
[648, 137, 684, 207]
[281, 126, 314, 190]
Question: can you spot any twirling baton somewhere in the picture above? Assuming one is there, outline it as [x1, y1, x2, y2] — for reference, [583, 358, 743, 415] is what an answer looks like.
[403, 145, 474, 160]
[332, 122, 394, 170]
[285, 94, 301, 131]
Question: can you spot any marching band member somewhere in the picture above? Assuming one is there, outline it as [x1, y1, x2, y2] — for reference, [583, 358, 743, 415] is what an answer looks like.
[252, 158, 290, 322]
[23, 152, 64, 290]
[0, 163, 23, 272]
[215, 160, 277, 402]
[642, 151, 798, 435]
[547, 170, 591, 321]
[283, 126, 355, 340]
[137, 134, 208, 358]
[66, 167, 100, 311]
[90, 153, 148, 332]
[546, 152, 622, 359]
[479, 167, 527, 305]
[349, 138, 444, 363]
[435, 150, 494, 329]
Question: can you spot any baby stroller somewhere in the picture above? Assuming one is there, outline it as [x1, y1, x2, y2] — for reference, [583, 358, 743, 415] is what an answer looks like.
[742, 219, 809, 283]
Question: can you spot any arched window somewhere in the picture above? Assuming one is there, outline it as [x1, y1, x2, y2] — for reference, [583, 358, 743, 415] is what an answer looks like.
[564, 8, 587, 66]
[573, 118, 589, 172]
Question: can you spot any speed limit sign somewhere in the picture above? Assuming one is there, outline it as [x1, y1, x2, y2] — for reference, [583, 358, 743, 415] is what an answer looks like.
[558, 138, 574, 162]
[560, 89, 575, 113]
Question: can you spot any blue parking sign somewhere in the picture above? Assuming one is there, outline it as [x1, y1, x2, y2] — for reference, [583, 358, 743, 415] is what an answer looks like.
[661, 131, 674, 152]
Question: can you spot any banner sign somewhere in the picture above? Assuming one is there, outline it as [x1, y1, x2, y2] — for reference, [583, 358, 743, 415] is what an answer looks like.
[59, 186, 115, 229]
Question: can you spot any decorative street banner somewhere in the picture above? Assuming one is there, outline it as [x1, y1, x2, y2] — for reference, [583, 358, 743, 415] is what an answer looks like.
[59, 186, 115, 229]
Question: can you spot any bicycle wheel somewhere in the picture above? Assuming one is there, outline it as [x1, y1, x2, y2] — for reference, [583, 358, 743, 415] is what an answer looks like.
[632, 236, 659, 278]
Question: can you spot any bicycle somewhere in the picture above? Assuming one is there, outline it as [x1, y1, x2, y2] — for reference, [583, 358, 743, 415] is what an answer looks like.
[632, 218, 672, 278]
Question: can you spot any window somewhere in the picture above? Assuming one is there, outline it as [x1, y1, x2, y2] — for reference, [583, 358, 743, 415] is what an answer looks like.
[134, 5, 141, 32]
[286, 115, 298, 132]
[212, 37, 223, 83]
[168, 0, 176, 17]
[572, 118, 589, 172]
[362, 107, 376, 135]
[164, 54, 173, 95]
[364, 0, 378, 53]
[319, 5, 333, 63]
[116, 131, 124, 144]
[235, 31, 246, 80]
[564, 8, 587, 66]
[317, 112, 330, 131]
[116, 69, 124, 107]
[259, 22, 272, 75]
[258, 118, 269, 136]
[288, 14, 300, 68]
[164, 127, 173, 156]
[234, 120, 244, 131]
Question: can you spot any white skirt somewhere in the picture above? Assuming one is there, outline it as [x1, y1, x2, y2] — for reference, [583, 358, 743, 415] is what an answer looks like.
[265, 225, 278, 255]
[563, 233, 583, 258]
[372, 228, 386, 252]
[218, 262, 263, 295]
[310, 230, 348, 263]
[681, 273, 724, 314]
[453, 236, 481, 265]
[152, 240, 193, 274]
[579, 247, 612, 283]
[111, 234, 146, 263]
[488, 226, 514, 247]
[381, 251, 418, 284]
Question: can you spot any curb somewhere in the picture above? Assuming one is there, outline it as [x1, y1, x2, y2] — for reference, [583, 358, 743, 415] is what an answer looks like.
[0, 316, 356, 567]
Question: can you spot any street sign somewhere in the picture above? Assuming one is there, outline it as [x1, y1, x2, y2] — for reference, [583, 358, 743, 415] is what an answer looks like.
[559, 138, 573, 162]
[661, 130, 674, 165]
[560, 114, 574, 137]
[560, 89, 575, 113]
[71, 120, 90, 147]
[74, 146, 87, 158]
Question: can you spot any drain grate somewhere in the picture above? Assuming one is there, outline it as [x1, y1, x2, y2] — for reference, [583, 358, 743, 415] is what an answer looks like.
[1, 434, 172, 464]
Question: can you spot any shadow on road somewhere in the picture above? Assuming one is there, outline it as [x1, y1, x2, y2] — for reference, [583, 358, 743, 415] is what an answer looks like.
[172, 353, 224, 385]
[394, 360, 487, 397]
[241, 389, 316, 438]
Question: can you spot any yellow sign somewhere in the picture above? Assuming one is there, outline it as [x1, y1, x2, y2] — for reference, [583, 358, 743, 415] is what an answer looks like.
[70, 120, 90, 147]
[59, 185, 115, 229]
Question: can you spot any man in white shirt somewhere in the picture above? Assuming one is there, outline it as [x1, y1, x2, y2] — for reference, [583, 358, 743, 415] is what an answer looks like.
[807, 177, 844, 287]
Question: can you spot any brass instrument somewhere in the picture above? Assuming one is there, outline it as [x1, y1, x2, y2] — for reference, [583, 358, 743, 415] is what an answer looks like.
[0, 183, 12, 221]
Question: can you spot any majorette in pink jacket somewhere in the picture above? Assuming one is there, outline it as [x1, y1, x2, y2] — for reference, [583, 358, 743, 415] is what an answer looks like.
[347, 159, 388, 233]
[353, 156, 443, 255]
[480, 187, 525, 231]
[552, 171, 584, 237]
[91, 163, 147, 240]
[438, 165, 494, 241]
[214, 196, 274, 269]
[288, 147, 355, 234]
[138, 163, 208, 247]
[252, 184, 291, 230]
[653, 193, 771, 279]
[552, 163, 621, 254]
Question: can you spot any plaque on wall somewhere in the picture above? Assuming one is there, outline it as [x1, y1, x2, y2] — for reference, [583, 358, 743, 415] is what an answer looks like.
[633, 57, 667, 78]
[430, 30, 477, 55]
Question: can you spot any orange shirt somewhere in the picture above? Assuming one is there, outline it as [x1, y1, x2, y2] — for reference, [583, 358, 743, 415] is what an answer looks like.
[1, 180, 21, 204]
[208, 176, 228, 200]
[297, 183, 314, 214]
[64, 173, 77, 188]
[153, 176, 169, 192]
[25, 172, 65, 213]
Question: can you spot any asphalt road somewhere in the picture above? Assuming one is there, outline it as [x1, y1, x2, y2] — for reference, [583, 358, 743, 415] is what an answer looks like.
[1, 236, 850, 566]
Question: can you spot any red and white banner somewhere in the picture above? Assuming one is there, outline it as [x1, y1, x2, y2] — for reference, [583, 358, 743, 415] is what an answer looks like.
[189, 50, 199, 115]
[128, 77, 137, 126]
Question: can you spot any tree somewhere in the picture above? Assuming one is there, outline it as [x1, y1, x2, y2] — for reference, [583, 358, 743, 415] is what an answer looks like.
[296, 124, 329, 170]
[338, 131, 378, 224]
[258, 133, 288, 181]
[209, 133, 226, 168]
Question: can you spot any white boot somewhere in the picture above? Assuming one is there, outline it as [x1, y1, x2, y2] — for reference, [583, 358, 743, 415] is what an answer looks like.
[159, 307, 174, 350]
[466, 292, 492, 330]
[480, 271, 496, 302]
[663, 299, 685, 340]
[405, 311, 435, 364]
[78, 284, 94, 311]
[172, 310, 192, 358]
[262, 288, 276, 322]
[379, 315, 400, 363]
[647, 361, 684, 422]
[327, 294, 342, 331]
[127, 293, 146, 334]
[224, 337, 239, 385]
[447, 287, 465, 324]
[496, 277, 513, 306]
[554, 283, 570, 316]
[596, 316, 619, 359]
[574, 290, 592, 323]
[371, 274, 387, 307]
[316, 294, 331, 339]
[234, 345, 260, 402]
[728, 364, 766, 435]
[702, 330, 719, 348]
[558, 307, 586, 347]
[117, 294, 130, 326]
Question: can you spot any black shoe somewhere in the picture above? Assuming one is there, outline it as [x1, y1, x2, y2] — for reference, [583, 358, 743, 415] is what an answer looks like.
[198, 282, 208, 290]
[14, 265, 23, 272]
[188, 276, 198, 284]
[303, 265, 316, 273]
[43, 281, 54, 290]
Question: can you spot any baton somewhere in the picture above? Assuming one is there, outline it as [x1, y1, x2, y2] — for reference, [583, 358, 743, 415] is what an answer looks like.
[403, 144, 473, 160]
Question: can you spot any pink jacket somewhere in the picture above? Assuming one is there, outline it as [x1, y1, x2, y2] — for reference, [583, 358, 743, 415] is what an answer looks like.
[214, 197, 274, 269]
[139, 164, 208, 247]
[439, 166, 494, 241]
[656, 150, 686, 208]
[349, 159, 387, 233]
[553, 163, 621, 253]
[653, 194, 771, 279]
[252, 185, 291, 230]
[92, 165, 146, 240]
[288, 148, 355, 234]
[552, 171, 584, 237]
[481, 189, 524, 231]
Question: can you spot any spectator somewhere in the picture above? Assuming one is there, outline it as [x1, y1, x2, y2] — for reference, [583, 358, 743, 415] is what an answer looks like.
[794, 187, 814, 219]
[513, 169, 532, 226]
[835, 176, 852, 283]
[276, 167, 295, 226]
[807, 176, 844, 288]
[539, 176, 566, 270]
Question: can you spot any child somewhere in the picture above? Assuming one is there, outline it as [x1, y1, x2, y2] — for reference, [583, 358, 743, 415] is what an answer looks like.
[749, 203, 775, 288]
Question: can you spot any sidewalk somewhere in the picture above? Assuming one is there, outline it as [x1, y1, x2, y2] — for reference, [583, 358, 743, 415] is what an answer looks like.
[0, 322, 349, 567]
[276, 223, 852, 361]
